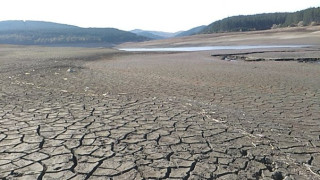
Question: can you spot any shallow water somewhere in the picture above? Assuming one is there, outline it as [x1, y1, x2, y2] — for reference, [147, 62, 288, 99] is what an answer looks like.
[119, 45, 307, 52]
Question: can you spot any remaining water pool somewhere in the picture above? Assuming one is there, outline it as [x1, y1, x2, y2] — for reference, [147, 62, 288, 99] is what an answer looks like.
[118, 45, 308, 52]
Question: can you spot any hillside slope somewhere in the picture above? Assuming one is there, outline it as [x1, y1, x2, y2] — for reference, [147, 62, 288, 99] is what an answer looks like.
[175, 26, 206, 37]
[131, 29, 183, 39]
[201, 7, 320, 34]
[131, 29, 165, 39]
[0, 20, 149, 46]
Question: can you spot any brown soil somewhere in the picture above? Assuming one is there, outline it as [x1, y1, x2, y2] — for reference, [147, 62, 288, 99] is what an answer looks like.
[0, 28, 320, 179]
[118, 26, 320, 47]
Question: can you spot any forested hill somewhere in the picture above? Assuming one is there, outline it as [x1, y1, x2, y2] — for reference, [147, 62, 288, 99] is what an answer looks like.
[0, 20, 78, 31]
[175, 25, 206, 37]
[0, 20, 149, 46]
[200, 7, 320, 34]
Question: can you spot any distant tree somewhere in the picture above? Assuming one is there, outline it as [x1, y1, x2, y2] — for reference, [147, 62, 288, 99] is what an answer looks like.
[200, 7, 320, 34]
[0, 21, 150, 46]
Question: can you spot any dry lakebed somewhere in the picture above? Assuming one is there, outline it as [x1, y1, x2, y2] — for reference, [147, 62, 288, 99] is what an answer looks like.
[1, 27, 320, 179]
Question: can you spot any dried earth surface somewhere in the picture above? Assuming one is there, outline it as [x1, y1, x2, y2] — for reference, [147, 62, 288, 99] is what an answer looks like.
[1, 27, 320, 179]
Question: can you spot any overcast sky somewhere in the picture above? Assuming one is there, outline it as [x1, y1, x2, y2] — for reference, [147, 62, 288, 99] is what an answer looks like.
[0, 0, 319, 32]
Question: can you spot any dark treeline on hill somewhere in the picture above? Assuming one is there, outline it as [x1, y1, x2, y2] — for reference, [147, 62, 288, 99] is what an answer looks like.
[201, 7, 320, 33]
[0, 20, 149, 46]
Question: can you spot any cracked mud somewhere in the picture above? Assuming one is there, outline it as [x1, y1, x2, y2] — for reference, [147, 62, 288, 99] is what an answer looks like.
[0, 46, 320, 179]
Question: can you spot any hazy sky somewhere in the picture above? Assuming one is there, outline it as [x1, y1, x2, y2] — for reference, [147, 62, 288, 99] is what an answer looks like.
[0, 0, 319, 32]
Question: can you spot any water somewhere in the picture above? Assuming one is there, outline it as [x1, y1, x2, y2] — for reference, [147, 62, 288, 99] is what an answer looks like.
[118, 45, 308, 52]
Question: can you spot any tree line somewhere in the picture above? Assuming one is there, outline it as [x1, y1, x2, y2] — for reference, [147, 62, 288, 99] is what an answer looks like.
[0, 21, 149, 46]
[201, 7, 320, 33]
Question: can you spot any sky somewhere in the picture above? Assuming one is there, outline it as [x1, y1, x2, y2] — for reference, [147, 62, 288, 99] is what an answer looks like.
[0, 0, 319, 32]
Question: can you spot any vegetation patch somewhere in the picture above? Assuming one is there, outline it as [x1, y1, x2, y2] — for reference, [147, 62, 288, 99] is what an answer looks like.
[201, 7, 320, 33]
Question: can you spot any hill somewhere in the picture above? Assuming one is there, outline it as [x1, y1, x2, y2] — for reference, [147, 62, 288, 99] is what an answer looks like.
[0, 20, 149, 46]
[130, 29, 165, 39]
[175, 25, 206, 37]
[131, 29, 182, 39]
[200, 7, 320, 34]
[0, 20, 78, 31]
